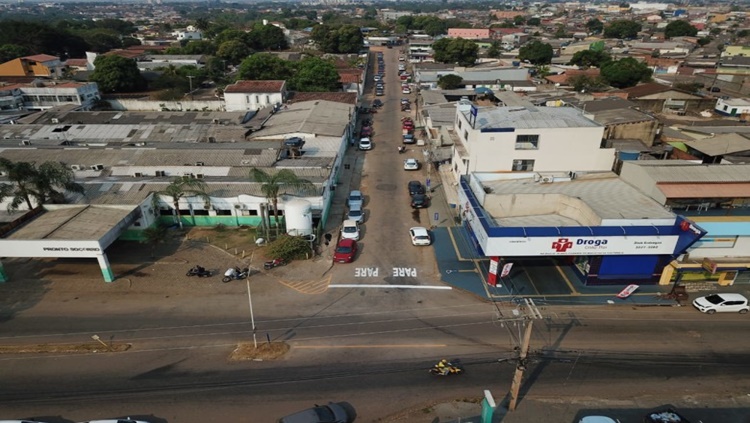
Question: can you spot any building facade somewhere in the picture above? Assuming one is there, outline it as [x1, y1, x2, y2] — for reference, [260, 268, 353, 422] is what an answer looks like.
[223, 80, 287, 112]
[0, 54, 66, 79]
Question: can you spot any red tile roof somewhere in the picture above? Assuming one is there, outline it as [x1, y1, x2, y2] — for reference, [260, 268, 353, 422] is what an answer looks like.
[22, 54, 59, 62]
[65, 59, 89, 67]
[224, 80, 286, 93]
[104, 50, 144, 59]
[287, 92, 357, 105]
[619, 82, 675, 98]
[338, 70, 361, 84]
[545, 68, 600, 85]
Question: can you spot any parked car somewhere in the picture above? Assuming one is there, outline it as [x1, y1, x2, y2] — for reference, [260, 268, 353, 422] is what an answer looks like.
[579, 417, 618, 423]
[372, 99, 383, 108]
[358, 137, 372, 150]
[403, 133, 415, 144]
[78, 419, 150, 423]
[399, 56, 405, 61]
[402, 87, 411, 94]
[410, 227, 431, 246]
[373, 75, 382, 82]
[411, 194, 429, 208]
[408, 180, 425, 195]
[360, 126, 372, 137]
[278, 401, 356, 423]
[341, 219, 360, 241]
[376, 90, 384, 96]
[347, 190, 363, 208]
[404, 158, 419, 170]
[347, 204, 364, 223]
[333, 239, 358, 263]
[403, 122, 414, 130]
[693, 293, 749, 314]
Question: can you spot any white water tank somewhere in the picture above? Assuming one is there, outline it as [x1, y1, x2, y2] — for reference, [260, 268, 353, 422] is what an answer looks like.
[285, 199, 313, 236]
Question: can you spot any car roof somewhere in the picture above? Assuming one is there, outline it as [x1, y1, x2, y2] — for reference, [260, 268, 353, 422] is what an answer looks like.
[349, 190, 361, 196]
[343, 219, 358, 226]
[708, 293, 747, 301]
[409, 180, 422, 185]
[349, 203, 362, 211]
[360, 137, 371, 142]
[338, 238, 356, 247]
[410, 227, 429, 236]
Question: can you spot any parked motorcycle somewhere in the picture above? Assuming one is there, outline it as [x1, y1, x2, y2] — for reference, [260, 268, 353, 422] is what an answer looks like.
[263, 258, 287, 270]
[222, 266, 250, 282]
[398, 146, 406, 154]
[187, 265, 212, 278]
[429, 359, 463, 376]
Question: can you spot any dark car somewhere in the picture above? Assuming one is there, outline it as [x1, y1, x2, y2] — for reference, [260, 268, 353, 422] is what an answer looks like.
[333, 239, 358, 263]
[408, 180, 425, 196]
[278, 401, 356, 423]
[372, 99, 383, 107]
[411, 193, 429, 208]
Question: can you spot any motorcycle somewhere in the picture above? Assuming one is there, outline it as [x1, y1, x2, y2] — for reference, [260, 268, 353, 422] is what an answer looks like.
[429, 359, 463, 376]
[264, 258, 287, 270]
[398, 146, 406, 154]
[186, 265, 212, 278]
[222, 266, 250, 282]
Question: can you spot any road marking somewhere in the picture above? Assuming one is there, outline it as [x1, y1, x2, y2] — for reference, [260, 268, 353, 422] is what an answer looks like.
[295, 344, 447, 349]
[329, 284, 452, 290]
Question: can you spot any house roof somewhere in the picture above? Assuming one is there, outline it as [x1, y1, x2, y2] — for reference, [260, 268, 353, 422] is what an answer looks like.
[683, 133, 750, 156]
[287, 92, 357, 105]
[22, 54, 59, 62]
[65, 58, 88, 67]
[620, 82, 675, 98]
[224, 80, 286, 94]
[657, 182, 750, 198]
[249, 99, 353, 139]
[466, 105, 601, 130]
[544, 68, 600, 85]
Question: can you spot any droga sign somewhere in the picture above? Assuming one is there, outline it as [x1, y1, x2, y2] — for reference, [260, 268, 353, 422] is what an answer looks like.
[483, 236, 679, 256]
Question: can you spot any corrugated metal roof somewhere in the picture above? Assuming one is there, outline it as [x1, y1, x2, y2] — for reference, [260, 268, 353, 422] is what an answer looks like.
[631, 162, 750, 183]
[249, 100, 352, 138]
[683, 133, 750, 156]
[657, 183, 750, 198]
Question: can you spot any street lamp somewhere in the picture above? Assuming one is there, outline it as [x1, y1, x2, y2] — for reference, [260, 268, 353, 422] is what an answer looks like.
[246, 279, 257, 348]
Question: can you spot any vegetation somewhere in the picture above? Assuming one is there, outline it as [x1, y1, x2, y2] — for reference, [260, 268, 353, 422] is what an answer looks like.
[586, 18, 604, 34]
[569, 50, 612, 68]
[250, 168, 314, 228]
[431, 38, 479, 67]
[90, 55, 147, 93]
[141, 223, 169, 257]
[437, 74, 464, 90]
[0, 159, 84, 212]
[603, 20, 642, 39]
[238, 55, 340, 92]
[394, 15, 470, 36]
[264, 235, 311, 261]
[310, 24, 364, 54]
[568, 74, 608, 92]
[518, 40, 554, 65]
[600, 57, 653, 88]
[151, 177, 210, 230]
[664, 20, 698, 38]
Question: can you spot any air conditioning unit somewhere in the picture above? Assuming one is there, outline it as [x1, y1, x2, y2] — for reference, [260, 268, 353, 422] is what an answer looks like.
[195, 173, 204, 179]
[541, 176, 554, 183]
[21, 140, 31, 146]
[71, 165, 81, 171]
[133, 172, 143, 177]
[90, 164, 104, 171]
[195, 161, 204, 166]
[0, 171, 7, 177]
[51, 118, 59, 124]
[155, 170, 166, 177]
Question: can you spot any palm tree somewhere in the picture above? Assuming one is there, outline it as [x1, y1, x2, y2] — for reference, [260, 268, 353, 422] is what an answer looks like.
[250, 168, 315, 229]
[0, 159, 84, 212]
[141, 223, 168, 258]
[151, 177, 210, 229]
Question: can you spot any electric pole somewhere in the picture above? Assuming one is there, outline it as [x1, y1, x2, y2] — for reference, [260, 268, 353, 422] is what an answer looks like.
[508, 320, 533, 411]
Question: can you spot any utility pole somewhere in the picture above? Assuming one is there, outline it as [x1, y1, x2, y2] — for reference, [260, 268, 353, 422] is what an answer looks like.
[508, 320, 533, 411]
[187, 75, 195, 101]
[247, 279, 257, 348]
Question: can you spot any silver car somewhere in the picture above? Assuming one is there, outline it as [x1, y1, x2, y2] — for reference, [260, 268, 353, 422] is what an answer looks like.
[347, 204, 365, 223]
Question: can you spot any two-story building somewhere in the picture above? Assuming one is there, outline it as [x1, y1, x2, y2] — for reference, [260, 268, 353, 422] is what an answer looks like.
[223, 80, 287, 112]
[450, 103, 615, 178]
[0, 81, 100, 111]
[0, 54, 66, 79]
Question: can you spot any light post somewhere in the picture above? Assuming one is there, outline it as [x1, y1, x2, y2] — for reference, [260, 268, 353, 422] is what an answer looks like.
[246, 279, 257, 348]
[187, 75, 195, 101]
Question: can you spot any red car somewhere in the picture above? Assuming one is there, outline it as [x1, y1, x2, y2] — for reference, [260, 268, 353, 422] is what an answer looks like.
[403, 122, 414, 130]
[333, 238, 358, 263]
[360, 126, 372, 136]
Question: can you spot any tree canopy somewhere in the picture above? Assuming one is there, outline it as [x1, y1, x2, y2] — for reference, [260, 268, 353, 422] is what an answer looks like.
[600, 57, 653, 88]
[518, 40, 554, 65]
[237, 53, 294, 81]
[664, 20, 698, 38]
[432, 38, 479, 67]
[437, 74, 464, 90]
[0, 158, 84, 212]
[603, 20, 642, 39]
[311, 24, 364, 54]
[569, 50, 611, 68]
[237, 54, 340, 92]
[90, 55, 147, 93]
[586, 18, 604, 34]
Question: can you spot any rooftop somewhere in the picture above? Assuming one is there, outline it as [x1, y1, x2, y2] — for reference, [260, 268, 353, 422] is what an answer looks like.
[250, 100, 353, 139]
[464, 106, 601, 130]
[684, 133, 750, 156]
[224, 80, 286, 94]
[8, 205, 137, 241]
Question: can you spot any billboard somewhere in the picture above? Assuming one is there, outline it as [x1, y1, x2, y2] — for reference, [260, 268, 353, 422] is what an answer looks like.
[483, 235, 679, 256]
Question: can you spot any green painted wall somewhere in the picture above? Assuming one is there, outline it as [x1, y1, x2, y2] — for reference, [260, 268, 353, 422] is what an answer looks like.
[118, 215, 268, 241]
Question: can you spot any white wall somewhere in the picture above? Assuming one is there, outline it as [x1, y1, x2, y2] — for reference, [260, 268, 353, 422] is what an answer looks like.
[688, 236, 750, 260]
[106, 99, 225, 112]
[224, 92, 284, 112]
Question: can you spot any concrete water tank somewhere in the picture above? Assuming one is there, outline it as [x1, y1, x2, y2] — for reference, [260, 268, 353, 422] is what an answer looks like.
[285, 199, 313, 236]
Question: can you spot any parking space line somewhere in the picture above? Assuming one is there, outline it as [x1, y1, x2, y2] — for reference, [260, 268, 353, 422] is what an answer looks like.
[554, 261, 580, 295]
[446, 227, 471, 261]
[522, 266, 542, 296]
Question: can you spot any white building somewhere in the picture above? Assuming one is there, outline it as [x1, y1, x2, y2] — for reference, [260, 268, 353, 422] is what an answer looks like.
[172, 26, 203, 41]
[450, 104, 614, 178]
[714, 97, 750, 117]
[223, 80, 287, 112]
[0, 81, 100, 111]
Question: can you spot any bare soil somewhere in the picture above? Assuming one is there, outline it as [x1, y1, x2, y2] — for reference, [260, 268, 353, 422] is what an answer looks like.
[229, 341, 290, 361]
[0, 342, 131, 354]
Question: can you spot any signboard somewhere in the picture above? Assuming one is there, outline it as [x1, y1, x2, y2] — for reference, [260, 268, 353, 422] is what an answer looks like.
[500, 262, 513, 278]
[482, 236, 680, 256]
[487, 257, 499, 287]
[702, 257, 718, 274]
[617, 284, 639, 299]
[0, 240, 103, 258]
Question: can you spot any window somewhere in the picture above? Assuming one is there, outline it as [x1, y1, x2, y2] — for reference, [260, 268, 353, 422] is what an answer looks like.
[515, 134, 539, 150]
[457, 119, 462, 129]
[255, 95, 259, 103]
[463, 130, 469, 140]
[265, 95, 270, 104]
[512, 159, 535, 171]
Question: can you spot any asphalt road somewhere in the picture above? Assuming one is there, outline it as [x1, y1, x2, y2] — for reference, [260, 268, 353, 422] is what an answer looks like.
[2, 48, 750, 423]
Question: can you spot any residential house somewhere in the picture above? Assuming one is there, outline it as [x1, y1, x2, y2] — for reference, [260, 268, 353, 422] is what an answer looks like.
[172, 26, 203, 41]
[223, 80, 287, 112]
[578, 97, 661, 146]
[408, 35, 435, 62]
[722, 45, 750, 58]
[617, 82, 711, 114]
[0, 54, 66, 79]
[714, 97, 750, 118]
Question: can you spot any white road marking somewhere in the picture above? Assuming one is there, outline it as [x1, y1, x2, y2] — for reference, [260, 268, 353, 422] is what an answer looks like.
[329, 284, 452, 290]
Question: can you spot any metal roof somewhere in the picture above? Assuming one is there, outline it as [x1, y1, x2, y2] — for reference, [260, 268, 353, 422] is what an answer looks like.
[8, 205, 138, 240]
[657, 183, 750, 199]
[466, 106, 601, 130]
[249, 100, 353, 139]
[683, 133, 750, 156]
[626, 162, 750, 183]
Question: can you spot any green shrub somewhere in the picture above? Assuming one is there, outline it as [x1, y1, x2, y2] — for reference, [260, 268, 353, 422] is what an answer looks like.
[265, 235, 309, 261]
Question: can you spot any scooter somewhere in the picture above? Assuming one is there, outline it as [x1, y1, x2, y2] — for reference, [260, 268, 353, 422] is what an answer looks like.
[186, 265, 212, 278]
[222, 266, 250, 282]
[264, 258, 287, 270]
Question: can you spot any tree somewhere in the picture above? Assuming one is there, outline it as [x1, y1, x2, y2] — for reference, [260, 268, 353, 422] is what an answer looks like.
[237, 53, 294, 81]
[141, 223, 168, 258]
[250, 23, 289, 51]
[527, 17, 541, 26]
[250, 168, 314, 229]
[0, 159, 84, 212]
[90, 55, 147, 93]
[195, 17, 211, 32]
[151, 177, 210, 230]
[569, 50, 611, 68]
[697, 36, 712, 47]
[665, 20, 698, 38]
[182, 40, 217, 55]
[486, 42, 501, 58]
[432, 38, 479, 67]
[290, 57, 340, 91]
[81, 29, 123, 53]
[600, 57, 653, 88]
[217, 40, 252, 66]
[513, 15, 526, 26]
[438, 74, 464, 89]
[568, 74, 608, 92]
[311, 24, 363, 54]
[0, 44, 30, 64]
[519, 40, 554, 65]
[603, 20, 642, 39]
[586, 18, 604, 34]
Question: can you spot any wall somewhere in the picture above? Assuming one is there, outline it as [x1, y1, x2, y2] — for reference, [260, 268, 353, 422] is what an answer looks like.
[603, 119, 660, 146]
[0, 59, 26, 77]
[225, 92, 284, 112]
[106, 99, 226, 111]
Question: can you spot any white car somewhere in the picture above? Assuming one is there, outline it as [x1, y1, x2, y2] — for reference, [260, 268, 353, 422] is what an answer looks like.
[404, 158, 419, 170]
[410, 227, 431, 246]
[359, 137, 372, 150]
[341, 219, 360, 241]
[402, 87, 411, 94]
[692, 293, 749, 314]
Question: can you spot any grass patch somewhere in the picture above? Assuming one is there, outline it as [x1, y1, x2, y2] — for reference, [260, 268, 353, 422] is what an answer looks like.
[0, 342, 131, 354]
[229, 341, 290, 361]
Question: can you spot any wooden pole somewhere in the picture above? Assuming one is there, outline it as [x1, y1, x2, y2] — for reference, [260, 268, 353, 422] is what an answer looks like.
[508, 320, 533, 411]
